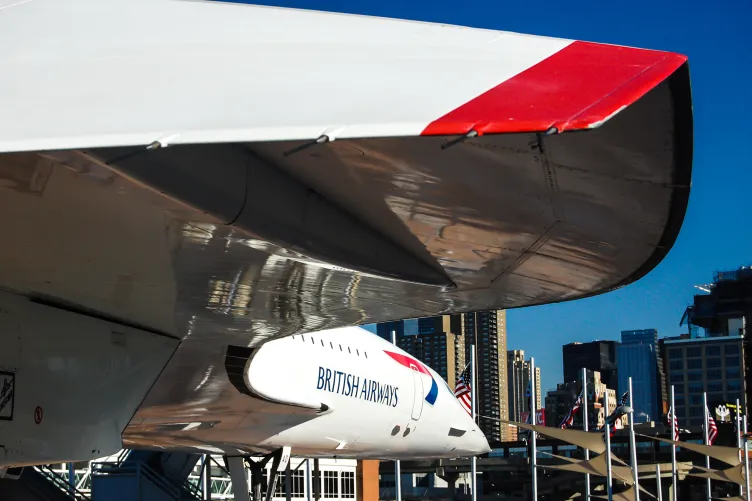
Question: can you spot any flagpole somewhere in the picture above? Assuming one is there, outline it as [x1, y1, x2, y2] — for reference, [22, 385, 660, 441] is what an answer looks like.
[470, 344, 477, 501]
[604, 390, 613, 501]
[670, 385, 677, 501]
[655, 463, 662, 501]
[582, 368, 590, 501]
[703, 392, 711, 501]
[531, 357, 538, 501]
[744, 415, 750, 501]
[628, 377, 640, 501]
[734, 398, 744, 496]
[391, 330, 402, 501]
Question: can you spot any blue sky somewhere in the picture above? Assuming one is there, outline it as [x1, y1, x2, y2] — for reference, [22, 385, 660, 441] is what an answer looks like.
[248, 0, 752, 390]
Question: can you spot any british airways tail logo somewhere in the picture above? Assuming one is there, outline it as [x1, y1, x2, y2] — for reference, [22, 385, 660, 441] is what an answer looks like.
[383, 351, 438, 405]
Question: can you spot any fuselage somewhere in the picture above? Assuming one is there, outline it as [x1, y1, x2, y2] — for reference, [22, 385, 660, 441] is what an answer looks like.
[237, 326, 490, 459]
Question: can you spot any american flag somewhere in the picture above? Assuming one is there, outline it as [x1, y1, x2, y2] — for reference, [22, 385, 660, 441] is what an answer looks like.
[667, 406, 679, 441]
[454, 365, 472, 416]
[559, 391, 583, 429]
[620, 391, 629, 407]
[707, 406, 718, 445]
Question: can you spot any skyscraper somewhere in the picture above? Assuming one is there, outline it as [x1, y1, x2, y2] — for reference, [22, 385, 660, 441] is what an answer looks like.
[397, 330, 465, 389]
[464, 310, 508, 442]
[417, 315, 464, 337]
[375, 319, 419, 341]
[508, 350, 541, 422]
[562, 341, 618, 388]
[661, 334, 745, 428]
[617, 329, 660, 422]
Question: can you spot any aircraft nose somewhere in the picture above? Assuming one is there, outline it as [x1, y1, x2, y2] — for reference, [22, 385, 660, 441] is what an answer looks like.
[457, 412, 490, 455]
[471, 430, 491, 455]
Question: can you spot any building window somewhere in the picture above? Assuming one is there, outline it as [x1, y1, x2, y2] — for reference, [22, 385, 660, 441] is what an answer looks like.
[726, 356, 740, 367]
[323, 471, 338, 498]
[689, 406, 703, 417]
[728, 380, 742, 392]
[728, 367, 741, 378]
[686, 347, 701, 358]
[276, 474, 287, 498]
[726, 345, 740, 355]
[687, 371, 703, 382]
[706, 358, 721, 369]
[276, 471, 306, 498]
[706, 346, 721, 356]
[708, 382, 723, 392]
[291, 470, 305, 498]
[669, 348, 682, 358]
[707, 369, 722, 380]
[669, 373, 684, 383]
[690, 394, 703, 405]
[687, 359, 702, 370]
[675, 395, 686, 406]
[669, 360, 683, 371]
[341, 471, 355, 498]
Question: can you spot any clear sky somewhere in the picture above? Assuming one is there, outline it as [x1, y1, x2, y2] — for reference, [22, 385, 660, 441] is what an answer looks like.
[246, 0, 752, 391]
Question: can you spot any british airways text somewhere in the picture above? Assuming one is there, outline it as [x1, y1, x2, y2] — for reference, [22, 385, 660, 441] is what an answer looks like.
[317, 367, 398, 407]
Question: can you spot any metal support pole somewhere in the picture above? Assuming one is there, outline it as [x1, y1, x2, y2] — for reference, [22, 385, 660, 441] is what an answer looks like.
[582, 368, 590, 501]
[670, 386, 677, 501]
[305, 459, 313, 501]
[744, 415, 750, 501]
[738, 398, 743, 497]
[391, 330, 402, 501]
[314, 458, 320, 501]
[285, 461, 292, 501]
[655, 463, 663, 501]
[604, 390, 613, 501]
[202, 454, 210, 500]
[68, 462, 75, 496]
[531, 357, 538, 501]
[703, 392, 711, 501]
[471, 344, 478, 501]
[227, 457, 249, 501]
[628, 377, 640, 501]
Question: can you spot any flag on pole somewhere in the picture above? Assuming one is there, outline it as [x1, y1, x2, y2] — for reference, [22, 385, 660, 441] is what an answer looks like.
[559, 391, 583, 429]
[601, 391, 630, 437]
[707, 406, 718, 445]
[667, 406, 679, 441]
[619, 391, 629, 406]
[454, 365, 472, 416]
[524, 380, 533, 424]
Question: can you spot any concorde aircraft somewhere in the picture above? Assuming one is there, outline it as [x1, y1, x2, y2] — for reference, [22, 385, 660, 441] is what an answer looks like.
[0, 0, 692, 484]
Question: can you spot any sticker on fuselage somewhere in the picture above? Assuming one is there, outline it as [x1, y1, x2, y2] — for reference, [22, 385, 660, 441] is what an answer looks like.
[0, 371, 15, 421]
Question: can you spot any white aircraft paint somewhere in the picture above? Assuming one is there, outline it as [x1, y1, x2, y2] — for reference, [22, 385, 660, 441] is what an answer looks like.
[241, 326, 489, 459]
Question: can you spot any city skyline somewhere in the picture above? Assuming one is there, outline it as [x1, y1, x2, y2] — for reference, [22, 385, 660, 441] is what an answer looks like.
[365, 268, 750, 393]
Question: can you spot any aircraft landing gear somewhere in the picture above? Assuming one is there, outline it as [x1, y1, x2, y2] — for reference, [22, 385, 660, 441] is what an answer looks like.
[225, 446, 291, 501]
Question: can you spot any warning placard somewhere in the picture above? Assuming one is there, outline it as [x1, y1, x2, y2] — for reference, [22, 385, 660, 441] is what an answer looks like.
[0, 371, 15, 421]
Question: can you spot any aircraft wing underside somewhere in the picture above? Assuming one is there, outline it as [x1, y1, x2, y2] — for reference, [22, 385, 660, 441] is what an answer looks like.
[0, 0, 692, 457]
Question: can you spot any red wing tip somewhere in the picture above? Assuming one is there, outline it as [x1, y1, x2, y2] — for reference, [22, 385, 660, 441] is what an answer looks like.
[422, 43, 689, 137]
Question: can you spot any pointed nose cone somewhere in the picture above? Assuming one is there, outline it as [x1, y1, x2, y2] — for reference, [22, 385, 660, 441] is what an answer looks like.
[474, 432, 492, 455]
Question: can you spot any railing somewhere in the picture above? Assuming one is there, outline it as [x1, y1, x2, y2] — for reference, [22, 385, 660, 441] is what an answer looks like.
[181, 469, 203, 500]
[115, 449, 131, 466]
[34, 464, 91, 500]
[186, 455, 235, 500]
